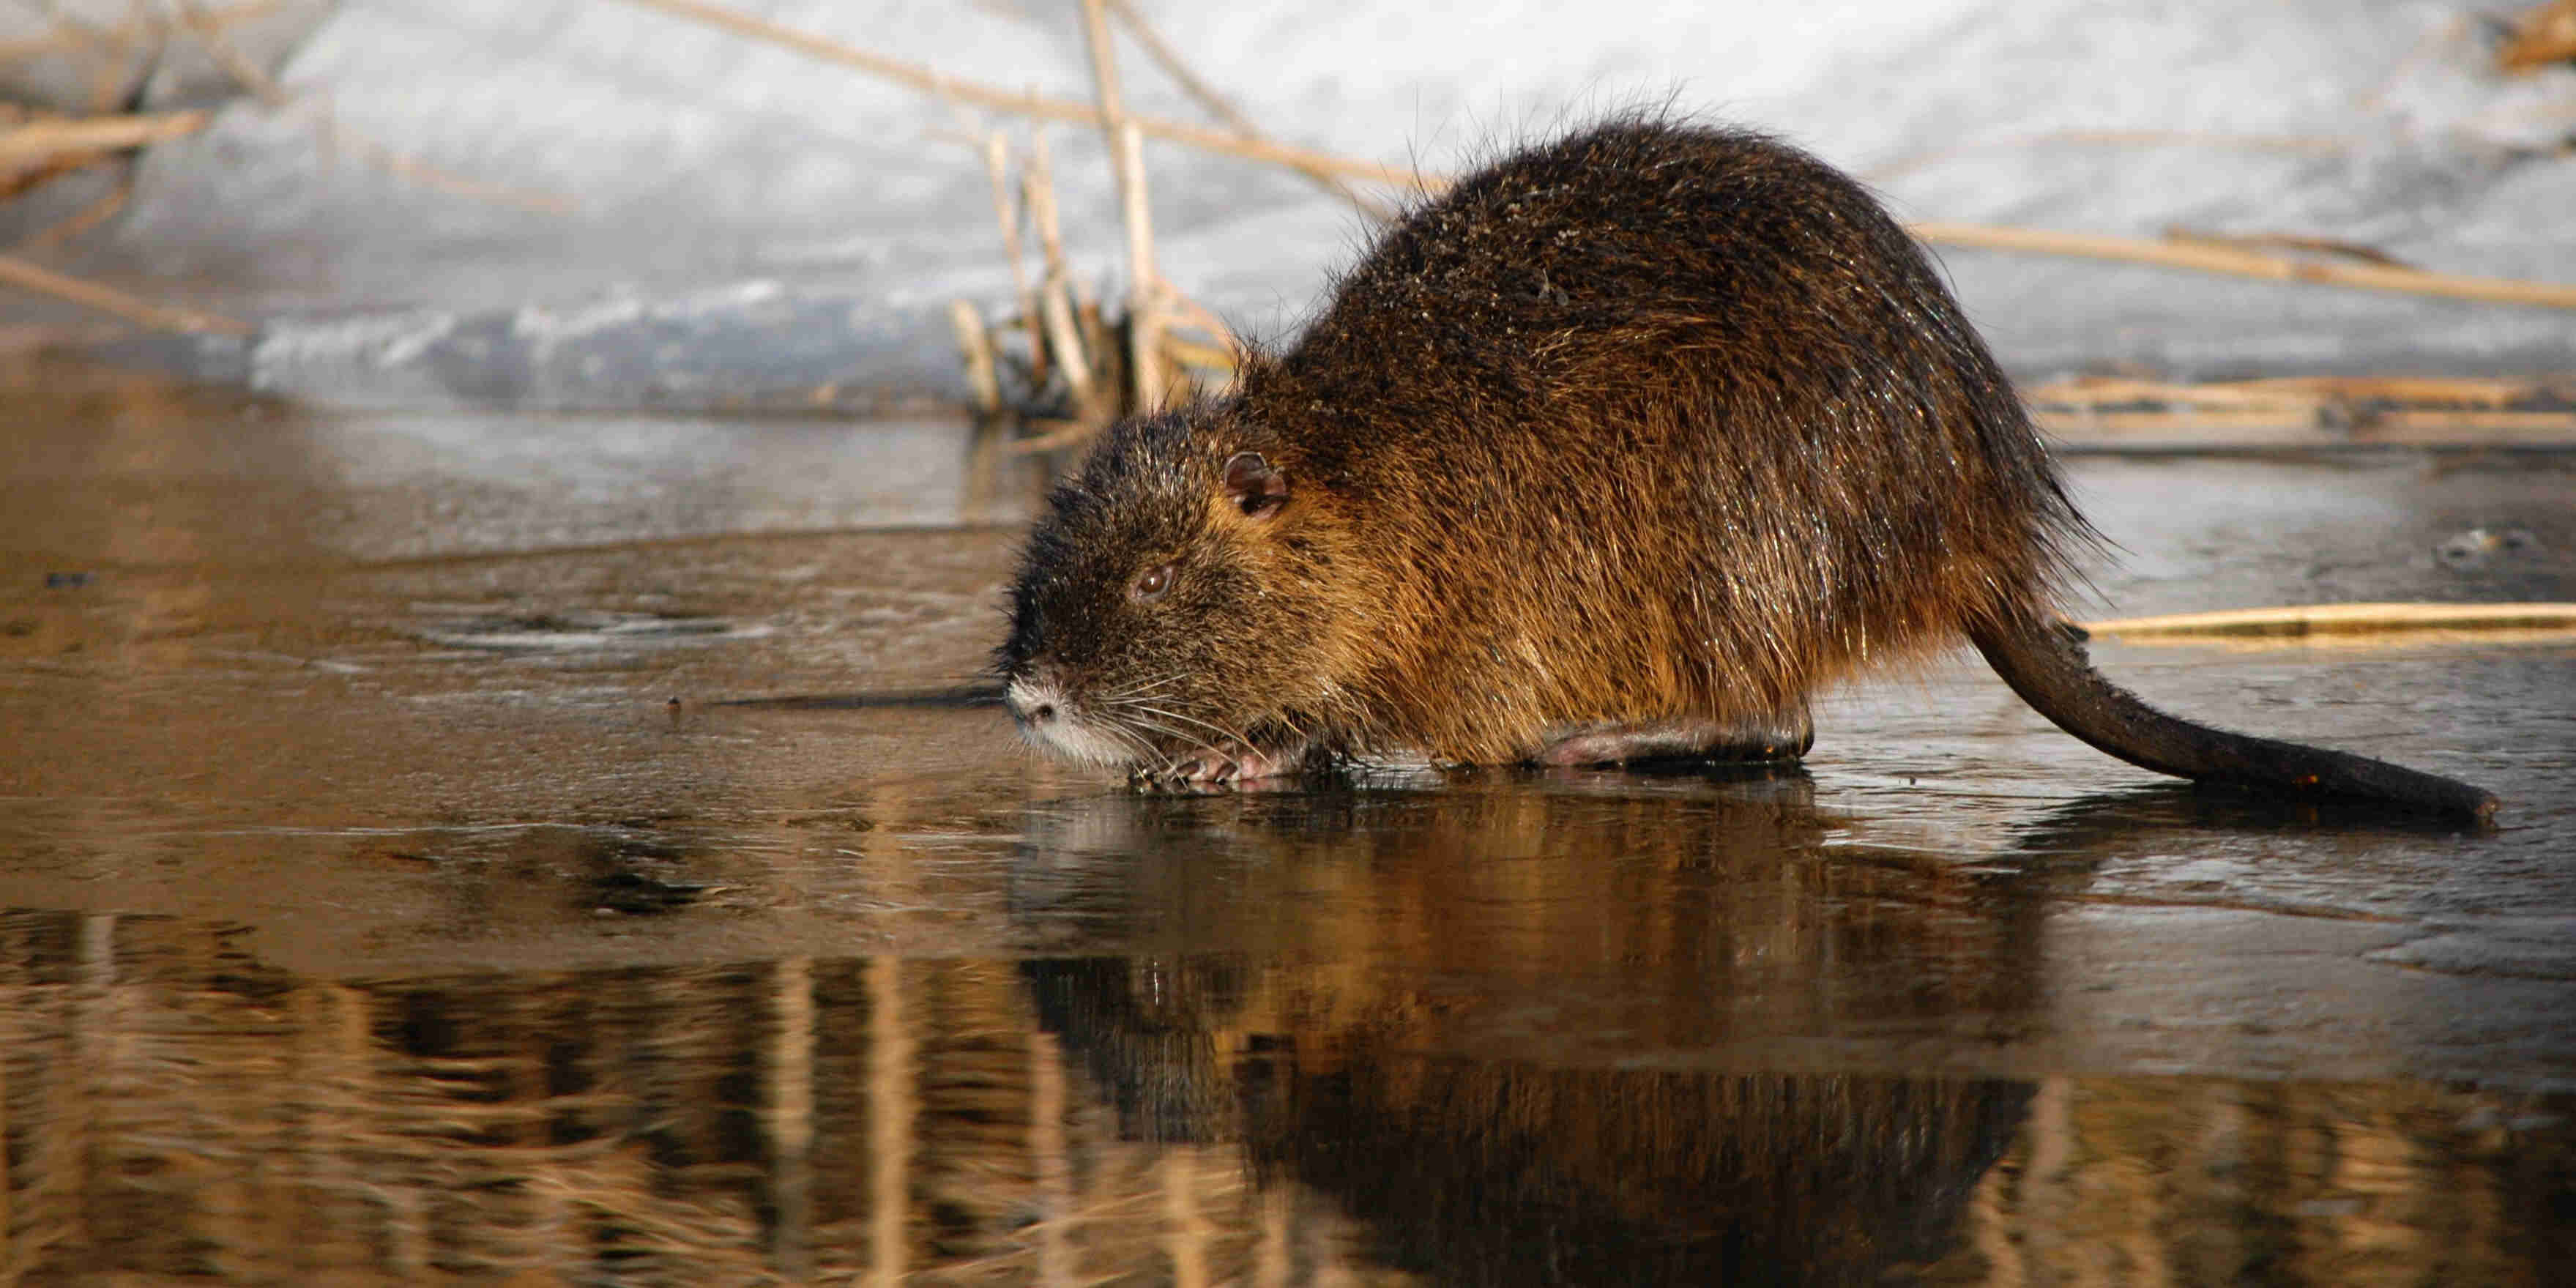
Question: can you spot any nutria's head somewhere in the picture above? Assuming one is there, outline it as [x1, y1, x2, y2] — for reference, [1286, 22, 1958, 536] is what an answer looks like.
[995, 403, 1362, 776]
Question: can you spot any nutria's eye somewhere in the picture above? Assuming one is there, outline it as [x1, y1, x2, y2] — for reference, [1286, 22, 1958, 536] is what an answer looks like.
[1131, 562, 1176, 603]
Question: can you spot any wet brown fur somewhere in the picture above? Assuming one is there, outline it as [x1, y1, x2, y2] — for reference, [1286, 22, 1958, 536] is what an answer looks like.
[995, 115, 2495, 819]
[1239, 118, 2076, 760]
[1005, 116, 2073, 766]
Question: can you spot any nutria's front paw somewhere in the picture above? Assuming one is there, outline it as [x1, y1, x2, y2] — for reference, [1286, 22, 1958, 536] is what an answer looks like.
[1131, 745, 1306, 792]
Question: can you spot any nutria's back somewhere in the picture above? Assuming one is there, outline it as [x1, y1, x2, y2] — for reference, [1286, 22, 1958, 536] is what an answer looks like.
[997, 116, 2498, 822]
[1221, 121, 2086, 759]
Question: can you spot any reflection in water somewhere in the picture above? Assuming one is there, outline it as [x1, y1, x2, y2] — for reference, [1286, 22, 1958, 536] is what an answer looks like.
[1005, 770, 2063, 1065]
[1251, 1061, 2022, 1284]
[1028, 953, 2028, 1284]
[4, 905, 2566, 1285]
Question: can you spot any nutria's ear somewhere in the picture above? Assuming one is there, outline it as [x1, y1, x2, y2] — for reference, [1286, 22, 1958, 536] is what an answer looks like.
[1223, 451, 1289, 520]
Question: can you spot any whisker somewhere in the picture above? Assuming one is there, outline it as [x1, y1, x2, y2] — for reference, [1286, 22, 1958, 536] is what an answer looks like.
[1122, 715, 1199, 748]
[1130, 704, 1257, 754]
[1095, 712, 1164, 764]
[1096, 672, 1186, 703]
[1125, 716, 1234, 775]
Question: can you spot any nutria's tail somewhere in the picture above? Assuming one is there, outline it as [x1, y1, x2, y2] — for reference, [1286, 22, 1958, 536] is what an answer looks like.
[1970, 614, 2500, 824]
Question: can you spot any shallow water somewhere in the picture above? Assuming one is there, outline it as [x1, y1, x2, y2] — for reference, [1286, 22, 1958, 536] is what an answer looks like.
[1, 373, 2572, 1283]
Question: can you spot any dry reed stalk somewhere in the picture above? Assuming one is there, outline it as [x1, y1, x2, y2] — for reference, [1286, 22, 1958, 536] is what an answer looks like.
[1142, 278, 1246, 398]
[2025, 373, 2576, 410]
[0, 253, 247, 333]
[1910, 220, 2576, 309]
[1159, 290, 1240, 357]
[2337, 411, 2576, 442]
[2, 148, 105, 204]
[83, 34, 149, 116]
[977, 131, 1043, 385]
[2161, 227, 2414, 269]
[2025, 379, 2333, 442]
[173, 0, 575, 215]
[614, 0, 2576, 313]
[0, 110, 209, 172]
[1864, 127, 2345, 182]
[1079, 297, 1121, 412]
[1020, 130, 1103, 416]
[2036, 410, 2233, 437]
[0, 0, 280, 64]
[2499, 0, 2576, 72]
[1159, 335, 1238, 376]
[1024, 130, 1071, 291]
[1079, 294, 1114, 351]
[948, 299, 1004, 414]
[1039, 288, 1097, 410]
[309, 116, 578, 213]
[1103, 0, 1396, 220]
[2024, 374, 2576, 444]
[2221, 375, 2564, 403]
[2025, 375, 2327, 410]
[2085, 602, 2576, 644]
[1115, 125, 1169, 410]
[608, 0, 1418, 186]
[14, 169, 133, 250]
[1002, 417, 1102, 456]
[315, 116, 578, 213]
[174, 0, 289, 105]
[2033, 410, 2576, 446]
[2030, 373, 2576, 448]
[1078, 0, 1172, 414]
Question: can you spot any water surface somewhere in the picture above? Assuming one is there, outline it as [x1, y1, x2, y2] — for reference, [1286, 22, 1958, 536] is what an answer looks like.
[1, 371, 2570, 1282]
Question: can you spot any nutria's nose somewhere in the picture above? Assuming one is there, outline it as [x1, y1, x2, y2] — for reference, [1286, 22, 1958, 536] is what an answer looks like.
[1003, 677, 1063, 725]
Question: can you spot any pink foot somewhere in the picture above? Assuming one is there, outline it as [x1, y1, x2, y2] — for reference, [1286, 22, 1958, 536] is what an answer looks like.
[1134, 743, 1311, 791]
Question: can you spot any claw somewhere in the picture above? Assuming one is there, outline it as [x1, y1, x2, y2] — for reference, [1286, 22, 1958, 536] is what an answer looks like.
[1131, 743, 1311, 793]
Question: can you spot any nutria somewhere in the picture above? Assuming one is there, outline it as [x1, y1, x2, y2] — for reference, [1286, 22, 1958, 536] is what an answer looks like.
[994, 116, 2499, 823]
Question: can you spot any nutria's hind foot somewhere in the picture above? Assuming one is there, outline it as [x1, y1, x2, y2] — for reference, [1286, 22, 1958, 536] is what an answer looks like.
[1536, 712, 1814, 768]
